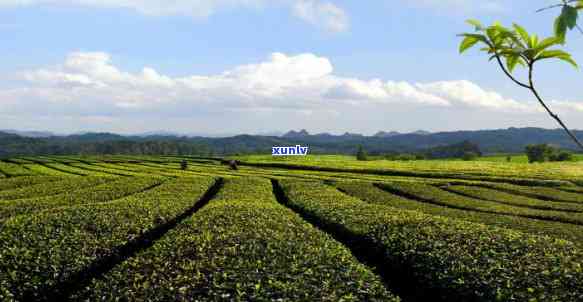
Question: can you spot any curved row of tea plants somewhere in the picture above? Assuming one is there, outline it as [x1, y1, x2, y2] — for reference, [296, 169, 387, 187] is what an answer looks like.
[0, 176, 216, 301]
[4, 159, 34, 164]
[0, 176, 166, 221]
[0, 176, 116, 201]
[445, 185, 583, 213]
[0, 162, 36, 177]
[280, 180, 583, 302]
[42, 163, 118, 177]
[238, 159, 573, 186]
[74, 178, 398, 302]
[0, 176, 62, 192]
[475, 182, 583, 204]
[336, 181, 583, 244]
[378, 182, 583, 226]
[67, 163, 149, 177]
[237, 154, 583, 182]
[22, 164, 85, 177]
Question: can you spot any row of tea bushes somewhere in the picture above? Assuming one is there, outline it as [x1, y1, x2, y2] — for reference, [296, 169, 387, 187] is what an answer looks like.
[0, 177, 216, 301]
[68, 163, 151, 177]
[22, 164, 85, 177]
[0, 162, 36, 177]
[238, 160, 570, 187]
[75, 178, 399, 302]
[0, 176, 166, 221]
[445, 185, 583, 213]
[0, 176, 61, 192]
[475, 182, 583, 204]
[42, 163, 118, 177]
[0, 176, 116, 201]
[336, 181, 583, 245]
[378, 182, 583, 226]
[280, 180, 583, 302]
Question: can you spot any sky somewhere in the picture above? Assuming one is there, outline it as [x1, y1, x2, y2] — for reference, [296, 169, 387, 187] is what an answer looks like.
[1, 0, 583, 135]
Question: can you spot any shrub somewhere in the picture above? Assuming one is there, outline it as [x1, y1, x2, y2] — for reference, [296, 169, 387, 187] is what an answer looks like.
[356, 145, 368, 161]
[281, 180, 583, 302]
[461, 151, 478, 161]
[553, 151, 574, 162]
[0, 177, 216, 300]
[526, 144, 573, 163]
[337, 180, 583, 244]
[424, 140, 482, 159]
[75, 178, 398, 301]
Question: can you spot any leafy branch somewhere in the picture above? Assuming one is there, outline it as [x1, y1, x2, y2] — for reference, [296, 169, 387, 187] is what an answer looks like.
[537, 0, 583, 39]
[459, 20, 583, 150]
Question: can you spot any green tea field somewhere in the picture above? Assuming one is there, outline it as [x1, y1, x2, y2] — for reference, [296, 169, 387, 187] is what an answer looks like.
[1, 155, 583, 301]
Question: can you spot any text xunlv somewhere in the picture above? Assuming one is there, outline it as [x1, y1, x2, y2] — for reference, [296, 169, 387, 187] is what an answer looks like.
[272, 145, 309, 156]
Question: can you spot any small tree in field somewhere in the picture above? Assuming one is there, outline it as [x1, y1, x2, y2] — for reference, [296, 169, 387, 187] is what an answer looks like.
[356, 145, 368, 161]
[462, 151, 478, 161]
[525, 144, 555, 163]
[180, 160, 188, 170]
[555, 150, 574, 161]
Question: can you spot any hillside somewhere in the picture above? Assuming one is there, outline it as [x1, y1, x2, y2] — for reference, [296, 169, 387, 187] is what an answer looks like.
[0, 127, 582, 157]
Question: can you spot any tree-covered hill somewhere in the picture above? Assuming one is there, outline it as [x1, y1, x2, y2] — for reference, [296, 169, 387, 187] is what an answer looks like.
[0, 127, 581, 157]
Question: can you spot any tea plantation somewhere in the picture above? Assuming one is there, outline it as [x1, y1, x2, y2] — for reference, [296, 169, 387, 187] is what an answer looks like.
[1, 155, 582, 301]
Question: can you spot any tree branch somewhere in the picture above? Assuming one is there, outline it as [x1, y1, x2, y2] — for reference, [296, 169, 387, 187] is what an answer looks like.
[493, 54, 532, 89]
[527, 62, 583, 150]
[536, 3, 564, 12]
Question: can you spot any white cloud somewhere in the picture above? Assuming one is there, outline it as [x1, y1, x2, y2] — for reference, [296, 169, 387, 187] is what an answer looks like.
[0, 0, 349, 32]
[324, 79, 450, 106]
[6, 50, 582, 120]
[292, 0, 349, 32]
[416, 80, 536, 112]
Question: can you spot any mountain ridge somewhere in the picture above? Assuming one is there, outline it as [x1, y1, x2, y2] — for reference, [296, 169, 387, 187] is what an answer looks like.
[0, 127, 581, 157]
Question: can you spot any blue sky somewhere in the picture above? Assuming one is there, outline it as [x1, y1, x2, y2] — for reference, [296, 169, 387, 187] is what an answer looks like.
[1, 0, 582, 135]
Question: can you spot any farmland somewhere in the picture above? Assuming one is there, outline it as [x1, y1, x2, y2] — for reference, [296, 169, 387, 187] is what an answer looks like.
[1, 155, 583, 301]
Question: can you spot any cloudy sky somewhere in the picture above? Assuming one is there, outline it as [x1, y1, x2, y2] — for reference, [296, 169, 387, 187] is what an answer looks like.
[1, 0, 583, 135]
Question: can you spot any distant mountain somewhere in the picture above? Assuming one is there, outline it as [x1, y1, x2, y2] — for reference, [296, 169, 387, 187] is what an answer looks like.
[64, 132, 126, 142]
[134, 130, 185, 137]
[341, 132, 364, 138]
[374, 131, 401, 138]
[0, 129, 54, 138]
[411, 130, 431, 135]
[282, 129, 310, 138]
[1, 127, 582, 157]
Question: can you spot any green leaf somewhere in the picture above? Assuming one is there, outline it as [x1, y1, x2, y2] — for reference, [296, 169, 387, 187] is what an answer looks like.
[485, 27, 499, 43]
[459, 36, 480, 53]
[534, 37, 561, 53]
[554, 15, 568, 43]
[529, 34, 539, 49]
[466, 19, 483, 30]
[458, 33, 488, 44]
[537, 50, 579, 68]
[563, 5, 579, 29]
[555, 55, 578, 68]
[513, 23, 530, 45]
[506, 55, 521, 73]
